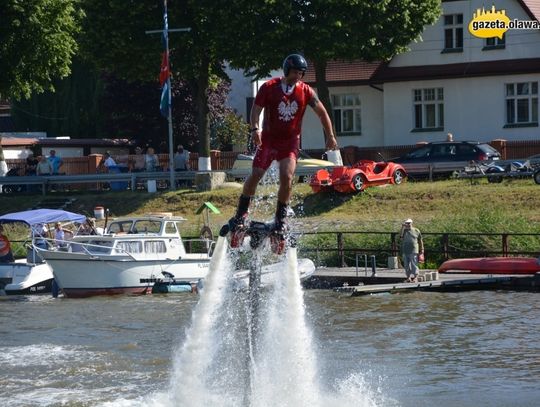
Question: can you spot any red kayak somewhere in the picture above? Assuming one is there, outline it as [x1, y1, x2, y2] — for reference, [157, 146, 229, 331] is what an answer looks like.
[439, 257, 540, 274]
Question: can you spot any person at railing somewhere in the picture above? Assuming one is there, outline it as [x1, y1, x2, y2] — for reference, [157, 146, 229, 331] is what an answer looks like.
[36, 156, 52, 176]
[25, 152, 38, 175]
[47, 150, 64, 175]
[100, 152, 117, 172]
[174, 144, 191, 187]
[400, 218, 424, 283]
[130, 146, 146, 172]
[145, 147, 160, 172]
[0, 224, 14, 262]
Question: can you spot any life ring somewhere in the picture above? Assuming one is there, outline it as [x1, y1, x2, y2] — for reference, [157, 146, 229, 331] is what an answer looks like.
[200, 226, 213, 240]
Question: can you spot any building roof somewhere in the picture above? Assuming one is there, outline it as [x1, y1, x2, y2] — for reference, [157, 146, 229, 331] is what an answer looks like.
[373, 57, 540, 83]
[303, 60, 383, 86]
[518, 0, 540, 21]
[303, 57, 540, 86]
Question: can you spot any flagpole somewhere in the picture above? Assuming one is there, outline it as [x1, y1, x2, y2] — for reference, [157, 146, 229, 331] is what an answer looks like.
[146, 1, 190, 192]
[164, 20, 175, 191]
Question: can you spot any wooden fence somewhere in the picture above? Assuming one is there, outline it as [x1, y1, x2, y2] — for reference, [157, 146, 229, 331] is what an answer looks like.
[5, 139, 540, 176]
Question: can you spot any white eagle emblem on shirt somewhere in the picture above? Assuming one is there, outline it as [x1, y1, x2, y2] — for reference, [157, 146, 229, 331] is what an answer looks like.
[278, 100, 298, 122]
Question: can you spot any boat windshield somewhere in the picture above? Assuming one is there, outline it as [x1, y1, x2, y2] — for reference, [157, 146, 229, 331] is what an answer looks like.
[132, 220, 162, 234]
[108, 221, 133, 234]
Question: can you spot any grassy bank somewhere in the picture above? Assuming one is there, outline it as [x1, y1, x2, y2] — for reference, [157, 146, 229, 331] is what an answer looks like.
[1, 179, 539, 266]
[1, 178, 539, 235]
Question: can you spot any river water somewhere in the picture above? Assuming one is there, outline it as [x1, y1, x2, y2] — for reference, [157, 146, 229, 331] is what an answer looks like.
[1, 271, 539, 406]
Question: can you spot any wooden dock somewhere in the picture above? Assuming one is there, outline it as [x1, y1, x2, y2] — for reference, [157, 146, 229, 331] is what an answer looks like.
[304, 267, 540, 295]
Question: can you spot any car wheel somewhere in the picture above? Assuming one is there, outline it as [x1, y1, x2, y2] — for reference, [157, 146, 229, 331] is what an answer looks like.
[393, 169, 405, 185]
[534, 169, 540, 185]
[487, 175, 503, 183]
[351, 174, 365, 192]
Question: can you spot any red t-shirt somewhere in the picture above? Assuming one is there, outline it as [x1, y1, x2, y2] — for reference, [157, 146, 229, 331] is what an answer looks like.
[254, 77, 315, 149]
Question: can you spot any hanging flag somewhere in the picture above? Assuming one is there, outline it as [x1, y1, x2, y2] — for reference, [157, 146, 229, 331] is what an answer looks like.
[159, 1, 170, 118]
[159, 51, 169, 87]
[160, 81, 170, 117]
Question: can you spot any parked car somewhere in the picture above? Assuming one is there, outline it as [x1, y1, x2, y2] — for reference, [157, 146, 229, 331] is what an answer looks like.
[310, 159, 406, 193]
[230, 150, 336, 181]
[391, 141, 501, 178]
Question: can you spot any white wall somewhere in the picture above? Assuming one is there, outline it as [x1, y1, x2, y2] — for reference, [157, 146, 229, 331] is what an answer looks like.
[2, 148, 32, 159]
[383, 73, 540, 145]
[224, 65, 254, 121]
[391, 0, 540, 67]
[301, 85, 384, 149]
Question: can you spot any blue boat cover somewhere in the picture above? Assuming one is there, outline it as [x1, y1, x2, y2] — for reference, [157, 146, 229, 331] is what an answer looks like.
[0, 209, 86, 226]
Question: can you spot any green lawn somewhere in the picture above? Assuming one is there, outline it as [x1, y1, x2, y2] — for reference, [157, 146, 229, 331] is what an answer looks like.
[0, 178, 539, 237]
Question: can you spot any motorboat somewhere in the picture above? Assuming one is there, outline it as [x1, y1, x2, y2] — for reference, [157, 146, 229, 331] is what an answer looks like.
[151, 257, 315, 293]
[0, 209, 87, 295]
[439, 257, 540, 274]
[37, 214, 213, 298]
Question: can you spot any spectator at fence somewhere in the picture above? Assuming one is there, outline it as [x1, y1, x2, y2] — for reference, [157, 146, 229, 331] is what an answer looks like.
[130, 147, 146, 172]
[145, 147, 160, 172]
[48, 150, 63, 175]
[174, 145, 190, 171]
[36, 156, 53, 175]
[101, 152, 117, 172]
[25, 153, 38, 175]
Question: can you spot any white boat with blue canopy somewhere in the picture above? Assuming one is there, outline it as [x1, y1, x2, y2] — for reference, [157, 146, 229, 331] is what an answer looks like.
[0, 209, 86, 295]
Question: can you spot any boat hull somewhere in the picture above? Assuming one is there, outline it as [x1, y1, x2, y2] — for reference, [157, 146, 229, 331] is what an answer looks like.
[42, 254, 210, 298]
[439, 257, 540, 274]
[0, 261, 55, 295]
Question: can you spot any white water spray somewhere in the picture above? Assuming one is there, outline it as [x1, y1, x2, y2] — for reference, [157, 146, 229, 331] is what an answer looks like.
[158, 237, 386, 407]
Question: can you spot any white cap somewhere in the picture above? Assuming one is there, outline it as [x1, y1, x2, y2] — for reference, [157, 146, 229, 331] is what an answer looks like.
[404, 218, 413, 224]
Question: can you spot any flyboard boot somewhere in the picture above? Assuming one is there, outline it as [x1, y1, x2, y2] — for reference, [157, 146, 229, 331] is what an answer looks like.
[219, 195, 251, 248]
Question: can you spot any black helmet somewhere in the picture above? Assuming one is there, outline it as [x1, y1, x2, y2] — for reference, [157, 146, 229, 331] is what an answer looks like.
[283, 54, 308, 76]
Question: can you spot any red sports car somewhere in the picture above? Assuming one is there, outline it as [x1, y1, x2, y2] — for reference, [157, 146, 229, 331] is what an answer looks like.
[310, 159, 407, 193]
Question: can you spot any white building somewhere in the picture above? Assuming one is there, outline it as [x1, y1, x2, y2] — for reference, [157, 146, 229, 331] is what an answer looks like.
[227, 0, 540, 149]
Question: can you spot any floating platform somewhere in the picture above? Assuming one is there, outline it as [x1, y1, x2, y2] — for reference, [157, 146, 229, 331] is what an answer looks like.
[305, 267, 540, 295]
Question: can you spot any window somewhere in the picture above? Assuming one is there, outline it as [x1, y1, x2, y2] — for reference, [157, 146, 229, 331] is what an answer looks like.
[332, 94, 361, 135]
[108, 221, 133, 234]
[413, 88, 444, 130]
[133, 220, 161, 234]
[505, 82, 538, 126]
[484, 35, 505, 50]
[165, 222, 177, 234]
[443, 14, 463, 52]
[145, 240, 167, 253]
[116, 241, 143, 254]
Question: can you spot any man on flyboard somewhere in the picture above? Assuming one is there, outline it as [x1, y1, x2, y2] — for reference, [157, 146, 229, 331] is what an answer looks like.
[223, 53, 337, 253]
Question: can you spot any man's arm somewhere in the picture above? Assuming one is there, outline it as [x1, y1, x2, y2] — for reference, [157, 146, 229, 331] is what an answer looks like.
[418, 233, 424, 253]
[309, 96, 337, 150]
[249, 103, 263, 147]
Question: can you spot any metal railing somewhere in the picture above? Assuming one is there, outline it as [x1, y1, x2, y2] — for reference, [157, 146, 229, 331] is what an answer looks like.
[0, 166, 325, 195]
[295, 230, 540, 268]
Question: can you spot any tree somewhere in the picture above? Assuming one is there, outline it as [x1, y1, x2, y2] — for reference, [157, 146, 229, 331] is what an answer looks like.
[223, 0, 441, 140]
[79, 0, 240, 169]
[0, 0, 82, 100]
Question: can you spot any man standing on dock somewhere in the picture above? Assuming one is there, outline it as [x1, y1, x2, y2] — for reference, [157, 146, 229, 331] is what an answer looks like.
[400, 219, 424, 283]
